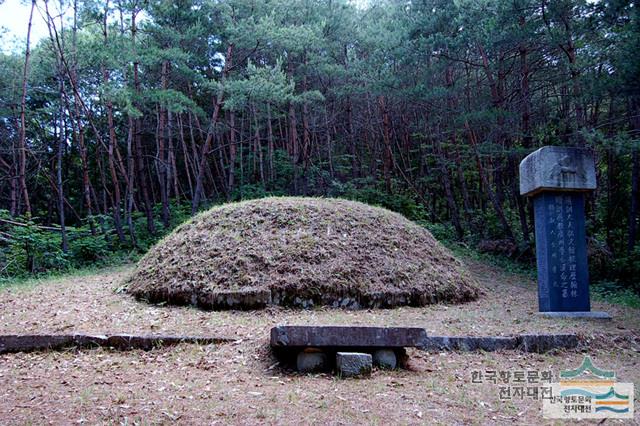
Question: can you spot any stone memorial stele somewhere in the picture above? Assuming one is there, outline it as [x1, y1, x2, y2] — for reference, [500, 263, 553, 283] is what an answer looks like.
[519, 146, 611, 319]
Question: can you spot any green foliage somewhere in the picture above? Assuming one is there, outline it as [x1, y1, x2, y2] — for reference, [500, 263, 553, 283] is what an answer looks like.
[328, 179, 426, 222]
[592, 281, 640, 309]
[422, 222, 461, 244]
[70, 232, 111, 264]
[2, 221, 70, 276]
[448, 241, 537, 278]
[230, 183, 272, 201]
[225, 60, 295, 111]
[609, 246, 640, 294]
[0, 203, 192, 282]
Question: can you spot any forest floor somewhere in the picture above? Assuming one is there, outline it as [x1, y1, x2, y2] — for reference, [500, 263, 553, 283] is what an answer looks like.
[0, 259, 638, 425]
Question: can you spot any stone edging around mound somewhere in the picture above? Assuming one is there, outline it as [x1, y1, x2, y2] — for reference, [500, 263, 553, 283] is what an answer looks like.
[137, 288, 477, 310]
[0, 334, 236, 354]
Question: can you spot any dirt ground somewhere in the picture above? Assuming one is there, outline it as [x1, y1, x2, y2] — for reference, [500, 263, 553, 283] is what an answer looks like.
[0, 260, 638, 425]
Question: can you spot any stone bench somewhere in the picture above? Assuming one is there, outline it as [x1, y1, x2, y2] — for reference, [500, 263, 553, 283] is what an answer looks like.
[270, 325, 429, 349]
[270, 326, 580, 374]
[271, 326, 427, 373]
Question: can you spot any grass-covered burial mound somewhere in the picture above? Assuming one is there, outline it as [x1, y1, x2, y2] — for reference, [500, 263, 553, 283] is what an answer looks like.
[125, 197, 479, 310]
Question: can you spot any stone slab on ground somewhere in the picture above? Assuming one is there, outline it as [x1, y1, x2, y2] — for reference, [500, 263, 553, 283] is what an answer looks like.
[518, 334, 580, 353]
[0, 334, 235, 354]
[537, 311, 612, 320]
[420, 334, 579, 353]
[336, 352, 372, 378]
[270, 326, 429, 348]
[422, 336, 519, 352]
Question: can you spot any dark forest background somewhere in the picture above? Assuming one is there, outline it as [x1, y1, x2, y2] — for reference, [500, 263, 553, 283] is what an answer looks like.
[0, 0, 638, 296]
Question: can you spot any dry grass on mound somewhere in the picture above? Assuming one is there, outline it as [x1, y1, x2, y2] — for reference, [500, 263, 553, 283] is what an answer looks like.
[125, 197, 479, 309]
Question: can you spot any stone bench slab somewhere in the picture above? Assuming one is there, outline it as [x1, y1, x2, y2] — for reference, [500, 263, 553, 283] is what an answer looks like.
[271, 326, 429, 348]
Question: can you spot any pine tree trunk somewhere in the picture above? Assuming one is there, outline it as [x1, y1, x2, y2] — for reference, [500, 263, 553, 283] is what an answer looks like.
[628, 96, 640, 253]
[64, 0, 95, 234]
[157, 60, 170, 227]
[629, 150, 639, 252]
[130, 9, 154, 234]
[465, 121, 515, 241]
[511, 153, 530, 243]
[266, 104, 275, 182]
[433, 136, 463, 239]
[104, 68, 126, 243]
[228, 111, 237, 196]
[178, 114, 194, 198]
[301, 63, 311, 195]
[378, 95, 393, 193]
[168, 110, 180, 201]
[346, 98, 358, 178]
[100, 2, 125, 242]
[56, 86, 68, 252]
[519, 14, 532, 148]
[325, 106, 334, 178]
[452, 133, 473, 228]
[192, 44, 233, 213]
[288, 102, 299, 194]
[9, 136, 17, 216]
[17, 0, 36, 217]
[253, 105, 265, 184]
[126, 116, 138, 247]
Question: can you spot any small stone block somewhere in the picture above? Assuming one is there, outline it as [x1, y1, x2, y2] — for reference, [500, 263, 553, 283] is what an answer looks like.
[296, 351, 327, 373]
[537, 311, 612, 320]
[336, 352, 372, 378]
[519, 146, 596, 196]
[372, 349, 397, 369]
